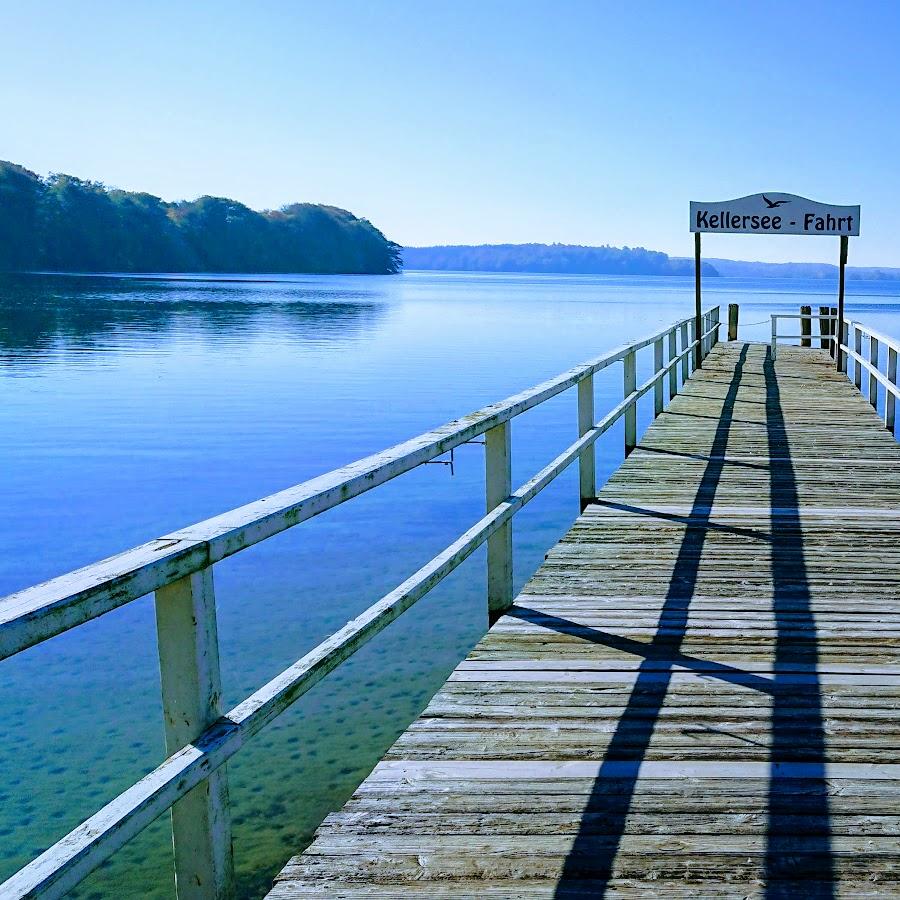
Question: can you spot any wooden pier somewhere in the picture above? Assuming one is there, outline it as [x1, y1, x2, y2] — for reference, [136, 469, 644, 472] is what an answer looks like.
[269, 342, 900, 898]
[7, 308, 900, 899]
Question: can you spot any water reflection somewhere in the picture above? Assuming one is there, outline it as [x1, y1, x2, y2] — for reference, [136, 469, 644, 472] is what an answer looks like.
[0, 273, 389, 368]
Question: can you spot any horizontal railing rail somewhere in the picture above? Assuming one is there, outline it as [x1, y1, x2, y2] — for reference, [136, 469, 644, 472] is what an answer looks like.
[0, 306, 721, 900]
[773, 306, 900, 436]
[839, 319, 900, 433]
[770, 310, 838, 360]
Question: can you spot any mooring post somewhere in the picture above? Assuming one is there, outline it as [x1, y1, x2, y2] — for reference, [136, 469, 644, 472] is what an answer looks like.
[624, 349, 636, 456]
[727, 303, 739, 341]
[694, 232, 702, 369]
[819, 305, 830, 351]
[577, 374, 596, 512]
[837, 234, 848, 371]
[800, 305, 812, 348]
[485, 420, 513, 623]
[870, 335, 880, 409]
[680, 321, 690, 383]
[668, 327, 677, 400]
[653, 337, 664, 418]
[155, 569, 234, 900]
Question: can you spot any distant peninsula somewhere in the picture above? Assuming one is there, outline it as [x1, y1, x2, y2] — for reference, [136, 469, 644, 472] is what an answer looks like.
[682, 257, 900, 281]
[0, 160, 401, 274]
[404, 242, 900, 281]
[403, 243, 719, 276]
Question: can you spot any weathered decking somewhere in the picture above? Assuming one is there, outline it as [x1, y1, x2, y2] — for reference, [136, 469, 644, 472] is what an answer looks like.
[269, 342, 900, 898]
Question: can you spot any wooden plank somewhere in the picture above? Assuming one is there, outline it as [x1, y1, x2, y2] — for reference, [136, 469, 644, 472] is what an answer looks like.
[268, 342, 900, 898]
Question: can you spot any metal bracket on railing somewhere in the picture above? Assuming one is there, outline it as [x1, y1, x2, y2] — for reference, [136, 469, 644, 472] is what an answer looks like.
[424, 449, 456, 476]
[423, 440, 486, 477]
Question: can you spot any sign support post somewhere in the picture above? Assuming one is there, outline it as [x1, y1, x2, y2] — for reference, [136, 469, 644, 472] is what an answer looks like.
[837, 234, 848, 373]
[694, 232, 702, 369]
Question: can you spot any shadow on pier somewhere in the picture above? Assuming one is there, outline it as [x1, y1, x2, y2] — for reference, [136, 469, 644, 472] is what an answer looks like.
[511, 345, 834, 898]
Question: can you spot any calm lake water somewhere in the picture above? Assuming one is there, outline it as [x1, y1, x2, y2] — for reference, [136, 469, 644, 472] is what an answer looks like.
[2, 270, 900, 897]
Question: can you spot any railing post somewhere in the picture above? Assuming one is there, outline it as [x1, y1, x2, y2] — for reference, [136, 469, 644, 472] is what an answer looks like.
[829, 307, 838, 359]
[854, 326, 863, 389]
[577, 374, 596, 512]
[653, 337, 664, 418]
[771, 316, 777, 361]
[887, 346, 897, 433]
[800, 305, 812, 348]
[841, 320, 850, 374]
[727, 303, 739, 341]
[624, 349, 636, 456]
[870, 335, 880, 409]
[155, 568, 234, 900]
[668, 328, 677, 399]
[680, 321, 690, 382]
[485, 420, 513, 623]
[712, 306, 721, 348]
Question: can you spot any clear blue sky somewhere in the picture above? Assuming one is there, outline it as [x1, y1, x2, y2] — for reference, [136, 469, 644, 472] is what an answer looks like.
[2, 1, 899, 265]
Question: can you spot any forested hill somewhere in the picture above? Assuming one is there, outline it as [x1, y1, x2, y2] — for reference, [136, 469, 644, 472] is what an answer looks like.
[690, 258, 900, 281]
[403, 243, 720, 276]
[0, 161, 401, 274]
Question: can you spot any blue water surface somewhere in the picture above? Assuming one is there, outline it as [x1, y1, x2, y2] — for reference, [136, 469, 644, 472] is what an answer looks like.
[1, 270, 898, 897]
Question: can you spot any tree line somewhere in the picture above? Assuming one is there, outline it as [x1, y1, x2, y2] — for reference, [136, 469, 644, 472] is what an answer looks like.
[403, 243, 720, 276]
[0, 161, 401, 274]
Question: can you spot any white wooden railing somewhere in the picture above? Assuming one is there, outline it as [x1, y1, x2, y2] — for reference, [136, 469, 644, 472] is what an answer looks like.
[839, 320, 900, 433]
[770, 310, 838, 360]
[0, 306, 721, 900]
[771, 309, 900, 435]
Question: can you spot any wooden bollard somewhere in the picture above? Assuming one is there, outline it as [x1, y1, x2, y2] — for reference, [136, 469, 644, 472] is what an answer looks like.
[800, 305, 812, 348]
[819, 305, 831, 350]
[727, 303, 739, 341]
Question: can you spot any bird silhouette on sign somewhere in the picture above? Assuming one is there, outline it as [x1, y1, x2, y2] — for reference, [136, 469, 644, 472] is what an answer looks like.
[762, 195, 790, 208]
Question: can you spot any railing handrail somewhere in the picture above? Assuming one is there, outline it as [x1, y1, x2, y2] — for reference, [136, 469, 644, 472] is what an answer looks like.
[840, 320, 900, 436]
[771, 313, 838, 319]
[0, 310, 704, 662]
[776, 306, 900, 434]
[771, 308, 840, 360]
[0, 306, 721, 900]
[844, 319, 900, 354]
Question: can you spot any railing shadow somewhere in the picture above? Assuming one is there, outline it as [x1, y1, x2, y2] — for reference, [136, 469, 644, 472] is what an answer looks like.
[548, 345, 749, 896]
[514, 344, 832, 896]
[763, 347, 833, 896]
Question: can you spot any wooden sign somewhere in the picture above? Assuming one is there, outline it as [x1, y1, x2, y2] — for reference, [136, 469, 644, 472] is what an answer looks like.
[690, 193, 860, 236]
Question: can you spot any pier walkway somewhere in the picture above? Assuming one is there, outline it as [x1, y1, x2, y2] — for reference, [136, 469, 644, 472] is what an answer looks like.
[9, 310, 900, 900]
[270, 343, 900, 898]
